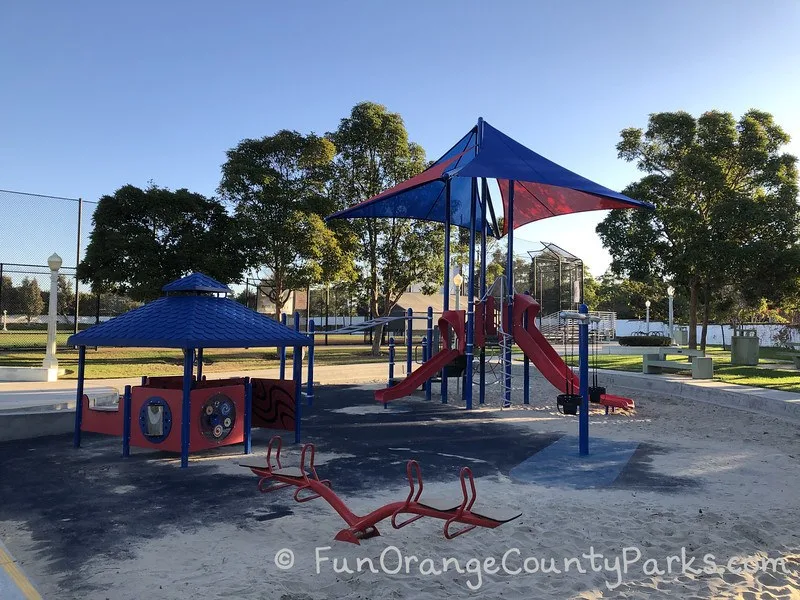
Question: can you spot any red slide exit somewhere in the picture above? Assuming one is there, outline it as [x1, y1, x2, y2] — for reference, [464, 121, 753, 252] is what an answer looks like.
[374, 349, 461, 404]
[512, 294, 633, 410]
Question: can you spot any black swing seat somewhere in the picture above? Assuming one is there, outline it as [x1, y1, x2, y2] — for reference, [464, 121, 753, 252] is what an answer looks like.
[417, 495, 520, 523]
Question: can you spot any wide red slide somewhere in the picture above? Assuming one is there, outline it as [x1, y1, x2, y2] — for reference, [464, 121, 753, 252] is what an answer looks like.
[374, 348, 462, 404]
[512, 294, 634, 410]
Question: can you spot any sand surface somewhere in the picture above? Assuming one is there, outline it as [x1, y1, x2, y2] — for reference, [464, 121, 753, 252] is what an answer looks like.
[3, 370, 800, 599]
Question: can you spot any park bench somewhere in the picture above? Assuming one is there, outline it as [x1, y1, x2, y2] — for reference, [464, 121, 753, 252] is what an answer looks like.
[642, 347, 713, 379]
[788, 342, 800, 369]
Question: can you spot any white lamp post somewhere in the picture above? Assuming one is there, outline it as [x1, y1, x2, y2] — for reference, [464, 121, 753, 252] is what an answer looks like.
[453, 273, 464, 311]
[645, 299, 651, 335]
[2, 310, 7, 332]
[42, 252, 62, 370]
[667, 286, 675, 343]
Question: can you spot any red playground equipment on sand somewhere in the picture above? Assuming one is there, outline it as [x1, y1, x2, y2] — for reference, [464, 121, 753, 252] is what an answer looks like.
[374, 310, 465, 404]
[241, 436, 521, 544]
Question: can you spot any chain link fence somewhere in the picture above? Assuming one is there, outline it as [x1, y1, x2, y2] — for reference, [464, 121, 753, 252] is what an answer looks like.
[0, 189, 140, 350]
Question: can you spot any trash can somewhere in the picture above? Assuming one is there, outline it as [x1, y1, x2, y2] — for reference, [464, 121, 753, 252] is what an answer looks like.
[731, 329, 759, 366]
[673, 326, 689, 345]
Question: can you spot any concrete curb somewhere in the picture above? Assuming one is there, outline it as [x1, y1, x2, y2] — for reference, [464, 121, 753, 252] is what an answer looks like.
[596, 369, 800, 423]
[0, 539, 42, 600]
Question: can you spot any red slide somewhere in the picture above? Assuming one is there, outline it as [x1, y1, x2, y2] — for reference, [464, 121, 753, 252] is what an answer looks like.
[374, 349, 462, 404]
[512, 295, 633, 410]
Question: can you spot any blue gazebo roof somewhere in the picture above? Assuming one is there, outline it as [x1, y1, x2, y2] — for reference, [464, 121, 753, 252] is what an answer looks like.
[67, 273, 309, 348]
[162, 272, 233, 294]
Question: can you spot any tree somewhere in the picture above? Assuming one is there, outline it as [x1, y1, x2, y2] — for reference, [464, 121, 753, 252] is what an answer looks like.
[593, 271, 687, 321]
[57, 274, 75, 322]
[597, 110, 799, 349]
[18, 277, 44, 323]
[218, 130, 354, 319]
[329, 102, 442, 355]
[79, 184, 246, 301]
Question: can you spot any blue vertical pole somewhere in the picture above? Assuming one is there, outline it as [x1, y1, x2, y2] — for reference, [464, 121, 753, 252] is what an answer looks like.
[243, 376, 252, 454]
[73, 345, 86, 448]
[442, 177, 451, 403]
[579, 303, 590, 456]
[465, 176, 477, 410]
[180, 348, 194, 468]
[122, 384, 132, 457]
[425, 307, 433, 400]
[504, 180, 515, 407]
[306, 320, 315, 406]
[523, 291, 530, 405]
[293, 344, 302, 444]
[405, 308, 413, 377]
[279, 313, 287, 379]
[480, 177, 488, 405]
[292, 311, 302, 443]
[196, 347, 204, 381]
[388, 338, 395, 387]
[421, 336, 428, 382]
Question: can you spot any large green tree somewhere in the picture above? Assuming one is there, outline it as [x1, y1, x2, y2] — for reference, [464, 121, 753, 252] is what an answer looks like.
[329, 102, 442, 355]
[18, 277, 44, 323]
[597, 110, 799, 349]
[79, 184, 245, 301]
[218, 130, 354, 319]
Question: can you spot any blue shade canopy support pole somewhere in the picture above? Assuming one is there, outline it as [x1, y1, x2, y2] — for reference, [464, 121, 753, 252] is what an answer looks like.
[279, 313, 287, 379]
[479, 177, 489, 405]
[425, 307, 433, 401]
[578, 303, 590, 455]
[196, 348, 204, 381]
[243, 377, 252, 454]
[464, 175, 478, 410]
[406, 308, 413, 378]
[441, 177, 451, 404]
[523, 291, 530, 405]
[504, 180, 515, 408]
[292, 312, 302, 443]
[307, 320, 315, 406]
[180, 347, 195, 468]
[73, 345, 86, 448]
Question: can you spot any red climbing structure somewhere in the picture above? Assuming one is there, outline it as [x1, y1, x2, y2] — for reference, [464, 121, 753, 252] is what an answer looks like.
[241, 436, 521, 544]
[374, 310, 466, 404]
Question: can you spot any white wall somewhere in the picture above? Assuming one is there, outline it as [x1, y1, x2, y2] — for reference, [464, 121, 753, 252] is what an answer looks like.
[615, 319, 800, 347]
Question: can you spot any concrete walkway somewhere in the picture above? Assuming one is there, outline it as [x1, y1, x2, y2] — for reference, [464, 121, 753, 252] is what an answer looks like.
[597, 368, 800, 422]
[0, 540, 41, 600]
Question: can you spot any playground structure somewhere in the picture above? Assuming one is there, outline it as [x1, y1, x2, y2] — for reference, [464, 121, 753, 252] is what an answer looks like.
[68, 273, 316, 468]
[330, 118, 651, 455]
[241, 435, 521, 544]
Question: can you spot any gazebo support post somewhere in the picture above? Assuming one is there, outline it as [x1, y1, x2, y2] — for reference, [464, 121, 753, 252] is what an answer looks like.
[180, 348, 195, 468]
[122, 384, 132, 457]
[73, 345, 86, 448]
[293, 312, 302, 443]
[196, 348, 204, 381]
[279, 313, 287, 379]
[243, 376, 252, 454]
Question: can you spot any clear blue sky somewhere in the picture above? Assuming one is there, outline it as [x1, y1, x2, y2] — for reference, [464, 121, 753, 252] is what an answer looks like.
[2, 0, 799, 274]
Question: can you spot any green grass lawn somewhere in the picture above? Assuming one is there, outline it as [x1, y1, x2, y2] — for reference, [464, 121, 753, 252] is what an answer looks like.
[566, 345, 800, 393]
[0, 345, 389, 379]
